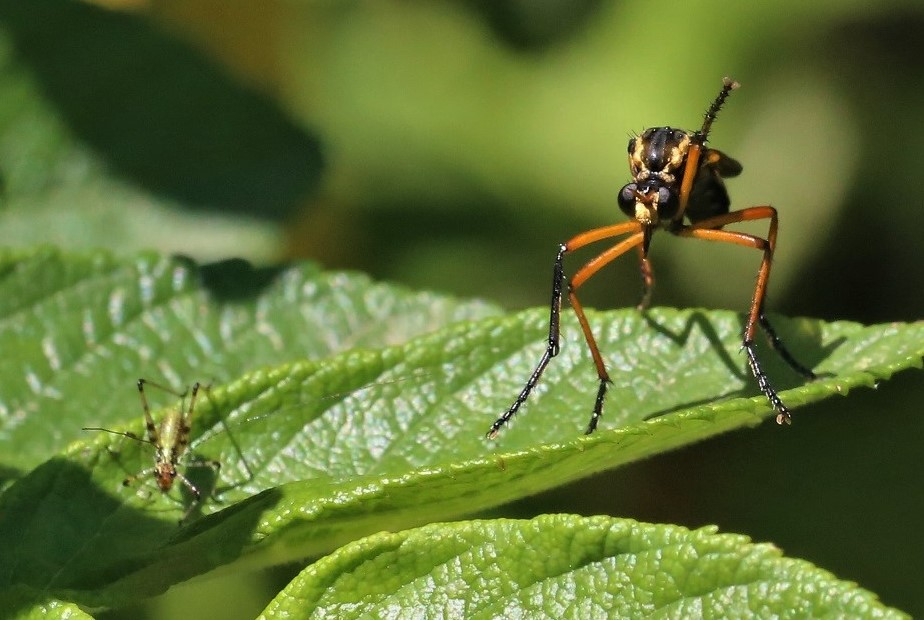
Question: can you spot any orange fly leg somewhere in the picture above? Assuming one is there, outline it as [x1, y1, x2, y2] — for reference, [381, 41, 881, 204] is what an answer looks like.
[677, 206, 796, 424]
[487, 221, 642, 438]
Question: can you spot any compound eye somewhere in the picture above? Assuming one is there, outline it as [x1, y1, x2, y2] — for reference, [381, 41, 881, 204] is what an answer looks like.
[617, 183, 637, 217]
[657, 187, 679, 219]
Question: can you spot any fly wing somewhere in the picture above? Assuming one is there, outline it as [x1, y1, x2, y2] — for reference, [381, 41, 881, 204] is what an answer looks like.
[705, 148, 743, 178]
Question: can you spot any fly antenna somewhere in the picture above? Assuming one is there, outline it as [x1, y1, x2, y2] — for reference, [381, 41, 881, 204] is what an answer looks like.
[698, 76, 739, 142]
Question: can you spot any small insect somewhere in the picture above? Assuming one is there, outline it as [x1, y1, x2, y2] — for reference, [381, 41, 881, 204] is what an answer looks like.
[84, 379, 220, 521]
[488, 78, 817, 438]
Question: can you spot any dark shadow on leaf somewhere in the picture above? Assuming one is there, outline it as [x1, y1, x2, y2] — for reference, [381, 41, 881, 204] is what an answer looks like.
[83, 487, 281, 606]
[638, 310, 837, 413]
[196, 257, 292, 301]
[0, 455, 276, 608]
[464, 0, 605, 52]
[640, 310, 747, 379]
[0, 0, 324, 219]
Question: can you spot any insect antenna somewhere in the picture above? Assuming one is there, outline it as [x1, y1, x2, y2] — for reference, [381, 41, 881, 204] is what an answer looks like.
[698, 76, 739, 142]
[223, 369, 436, 431]
[82, 426, 155, 446]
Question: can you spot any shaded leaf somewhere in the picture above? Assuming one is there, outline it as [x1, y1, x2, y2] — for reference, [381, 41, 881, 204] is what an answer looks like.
[0, 585, 94, 620]
[0, 0, 322, 217]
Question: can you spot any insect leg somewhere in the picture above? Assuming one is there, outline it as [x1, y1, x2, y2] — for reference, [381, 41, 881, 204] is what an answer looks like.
[175, 472, 203, 524]
[136, 378, 161, 444]
[175, 458, 221, 524]
[199, 384, 254, 483]
[758, 313, 817, 380]
[678, 206, 811, 424]
[173, 382, 200, 460]
[487, 221, 642, 438]
[674, 142, 703, 223]
[123, 467, 155, 488]
[486, 244, 567, 439]
[569, 231, 646, 433]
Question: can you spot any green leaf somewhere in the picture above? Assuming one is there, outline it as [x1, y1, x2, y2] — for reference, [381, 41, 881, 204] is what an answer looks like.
[258, 515, 906, 619]
[0, 13, 295, 263]
[0, 2, 322, 219]
[0, 288, 920, 607]
[0, 248, 500, 476]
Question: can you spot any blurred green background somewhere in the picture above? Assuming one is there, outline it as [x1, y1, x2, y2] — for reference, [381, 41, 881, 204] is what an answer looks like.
[0, 0, 921, 617]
